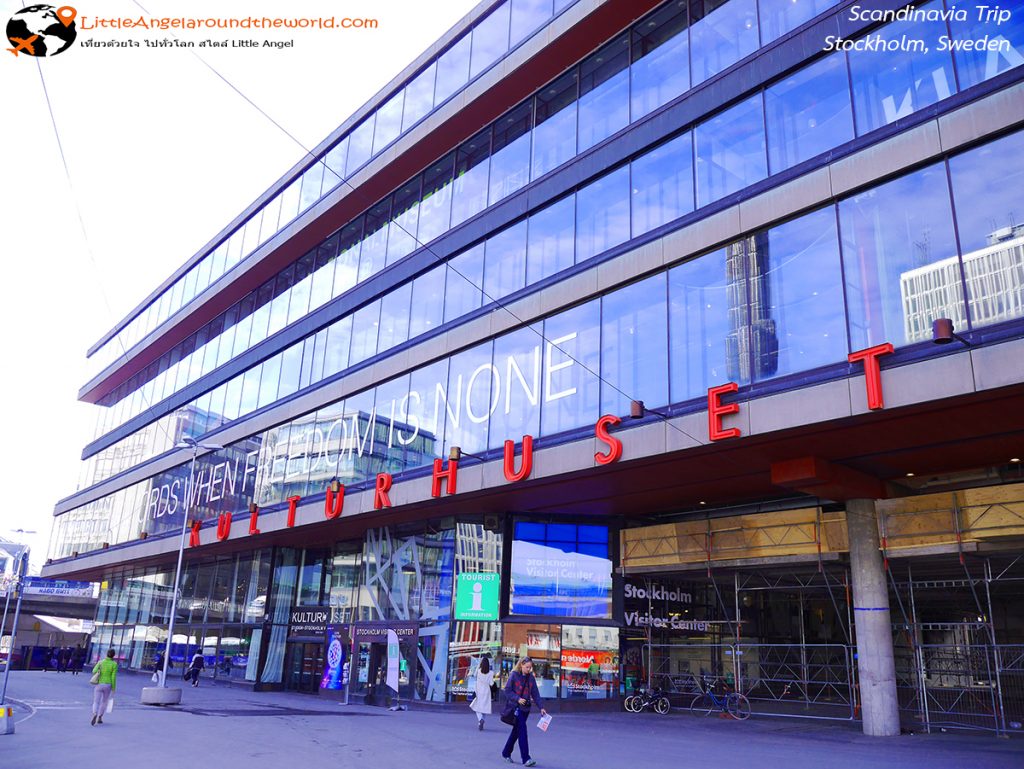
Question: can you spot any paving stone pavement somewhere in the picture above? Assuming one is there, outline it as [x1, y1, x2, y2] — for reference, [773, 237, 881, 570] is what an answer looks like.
[2, 670, 1022, 769]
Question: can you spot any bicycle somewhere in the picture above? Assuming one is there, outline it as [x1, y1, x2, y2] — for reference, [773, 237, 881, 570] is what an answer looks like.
[688, 676, 750, 720]
[625, 686, 671, 715]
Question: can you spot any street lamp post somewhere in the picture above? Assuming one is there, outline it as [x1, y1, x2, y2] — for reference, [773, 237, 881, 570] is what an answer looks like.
[0, 548, 30, 708]
[152, 437, 221, 699]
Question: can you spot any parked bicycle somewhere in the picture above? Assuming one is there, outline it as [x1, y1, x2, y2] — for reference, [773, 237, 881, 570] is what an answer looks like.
[625, 686, 671, 714]
[688, 676, 750, 720]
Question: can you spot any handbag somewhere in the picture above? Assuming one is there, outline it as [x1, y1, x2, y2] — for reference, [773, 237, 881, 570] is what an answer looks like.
[500, 675, 529, 725]
[89, 671, 100, 685]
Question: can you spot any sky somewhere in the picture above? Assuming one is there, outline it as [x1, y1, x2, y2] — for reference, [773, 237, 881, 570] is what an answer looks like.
[0, 0, 479, 573]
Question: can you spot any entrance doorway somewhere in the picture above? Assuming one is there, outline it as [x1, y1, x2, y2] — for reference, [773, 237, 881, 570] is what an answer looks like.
[284, 641, 324, 693]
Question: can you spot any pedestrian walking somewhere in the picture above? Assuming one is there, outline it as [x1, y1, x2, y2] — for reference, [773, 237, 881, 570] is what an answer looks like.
[186, 649, 204, 687]
[90, 649, 118, 726]
[72, 645, 85, 675]
[470, 655, 495, 730]
[500, 657, 547, 766]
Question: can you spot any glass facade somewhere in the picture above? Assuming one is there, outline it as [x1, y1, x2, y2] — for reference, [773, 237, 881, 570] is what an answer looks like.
[84, 0, 1024, 467]
[58, 123, 1024, 559]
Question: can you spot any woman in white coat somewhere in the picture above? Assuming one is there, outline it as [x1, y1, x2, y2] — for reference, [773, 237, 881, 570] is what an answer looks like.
[470, 655, 495, 730]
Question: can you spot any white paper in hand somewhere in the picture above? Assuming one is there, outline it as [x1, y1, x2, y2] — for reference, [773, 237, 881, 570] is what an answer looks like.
[536, 713, 552, 732]
[106, 696, 114, 714]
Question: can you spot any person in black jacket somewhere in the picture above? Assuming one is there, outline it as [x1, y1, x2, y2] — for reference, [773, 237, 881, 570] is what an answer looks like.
[501, 657, 548, 766]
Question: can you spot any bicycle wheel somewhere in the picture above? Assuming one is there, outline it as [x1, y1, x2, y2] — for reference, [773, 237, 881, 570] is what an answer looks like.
[654, 696, 670, 715]
[726, 693, 751, 721]
[624, 695, 637, 713]
[689, 694, 712, 716]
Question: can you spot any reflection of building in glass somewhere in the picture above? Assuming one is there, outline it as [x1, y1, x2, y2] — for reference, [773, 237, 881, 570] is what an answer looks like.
[900, 225, 1024, 342]
[726, 234, 779, 381]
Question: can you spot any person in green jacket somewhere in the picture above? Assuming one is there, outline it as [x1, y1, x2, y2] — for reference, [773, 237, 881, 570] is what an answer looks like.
[91, 649, 118, 725]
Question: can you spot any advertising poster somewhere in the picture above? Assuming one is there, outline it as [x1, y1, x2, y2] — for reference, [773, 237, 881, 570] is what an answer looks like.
[560, 649, 617, 694]
[509, 540, 612, 617]
[320, 625, 349, 691]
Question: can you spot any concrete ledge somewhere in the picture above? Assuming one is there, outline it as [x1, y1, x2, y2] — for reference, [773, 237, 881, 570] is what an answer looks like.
[140, 686, 182, 706]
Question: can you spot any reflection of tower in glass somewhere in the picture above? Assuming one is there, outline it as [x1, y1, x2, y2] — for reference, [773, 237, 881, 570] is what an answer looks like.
[900, 224, 1024, 342]
[725, 235, 778, 381]
[454, 523, 502, 650]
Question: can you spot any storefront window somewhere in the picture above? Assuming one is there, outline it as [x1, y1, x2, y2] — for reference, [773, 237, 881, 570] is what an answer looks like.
[448, 621, 502, 700]
[560, 625, 619, 699]
[502, 623, 561, 699]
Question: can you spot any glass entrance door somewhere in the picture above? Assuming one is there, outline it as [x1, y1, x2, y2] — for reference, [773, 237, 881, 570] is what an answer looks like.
[284, 642, 324, 693]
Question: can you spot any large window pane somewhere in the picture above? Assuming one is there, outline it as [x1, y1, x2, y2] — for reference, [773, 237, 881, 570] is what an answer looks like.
[435, 35, 471, 105]
[527, 195, 575, 284]
[840, 163, 963, 348]
[848, 3, 955, 135]
[631, 132, 694, 235]
[600, 274, 669, 416]
[358, 202, 390, 280]
[949, 129, 1024, 328]
[470, 2, 510, 79]
[765, 53, 853, 173]
[669, 248, 750, 402]
[444, 244, 486, 323]
[323, 315, 353, 378]
[489, 326, 543, 449]
[386, 180, 421, 264]
[576, 166, 630, 261]
[451, 130, 491, 227]
[378, 282, 412, 354]
[540, 300, 600, 436]
[347, 118, 375, 174]
[695, 94, 767, 207]
[532, 71, 578, 179]
[402, 64, 436, 132]
[409, 266, 446, 339]
[349, 300, 382, 365]
[948, 3, 1024, 89]
[690, 0, 758, 85]
[442, 342, 495, 457]
[755, 208, 847, 379]
[578, 34, 630, 152]
[373, 92, 404, 155]
[419, 153, 456, 244]
[334, 220, 363, 296]
[758, 0, 837, 44]
[484, 220, 528, 301]
[631, 1, 690, 120]
[489, 103, 532, 205]
[510, 0, 552, 46]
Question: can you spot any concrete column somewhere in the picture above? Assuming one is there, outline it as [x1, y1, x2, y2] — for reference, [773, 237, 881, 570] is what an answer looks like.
[846, 498, 900, 737]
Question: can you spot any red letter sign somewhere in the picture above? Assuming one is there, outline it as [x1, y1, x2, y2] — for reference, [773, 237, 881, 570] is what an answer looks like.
[504, 436, 534, 482]
[374, 473, 393, 509]
[216, 513, 232, 542]
[848, 343, 894, 410]
[286, 496, 300, 528]
[189, 519, 202, 548]
[248, 503, 260, 536]
[708, 383, 741, 441]
[594, 415, 623, 465]
[325, 486, 344, 519]
[431, 459, 458, 497]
